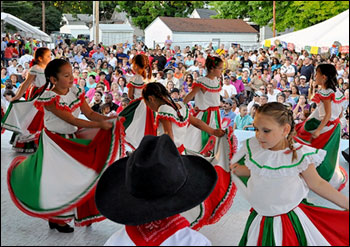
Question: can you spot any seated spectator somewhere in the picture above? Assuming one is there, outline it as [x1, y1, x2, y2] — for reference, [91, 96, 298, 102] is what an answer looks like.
[3, 89, 15, 108]
[220, 98, 236, 128]
[292, 94, 310, 121]
[220, 75, 237, 99]
[116, 97, 131, 115]
[244, 103, 260, 131]
[297, 75, 309, 96]
[276, 92, 287, 104]
[249, 69, 266, 92]
[89, 90, 103, 113]
[282, 88, 296, 107]
[247, 93, 260, 113]
[260, 94, 269, 106]
[100, 103, 117, 117]
[233, 104, 253, 130]
[97, 72, 110, 91]
[277, 78, 290, 91]
[104, 92, 119, 112]
[290, 85, 300, 104]
[230, 73, 245, 94]
[170, 88, 181, 102]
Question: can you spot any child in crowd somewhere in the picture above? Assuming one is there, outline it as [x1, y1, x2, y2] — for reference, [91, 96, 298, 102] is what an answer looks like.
[183, 55, 223, 155]
[294, 64, 348, 190]
[7, 59, 121, 233]
[230, 102, 349, 246]
[95, 134, 217, 246]
[233, 104, 253, 130]
[2, 47, 51, 153]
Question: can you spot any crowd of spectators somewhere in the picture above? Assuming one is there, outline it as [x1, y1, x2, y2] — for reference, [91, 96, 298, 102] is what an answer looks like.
[1, 32, 349, 138]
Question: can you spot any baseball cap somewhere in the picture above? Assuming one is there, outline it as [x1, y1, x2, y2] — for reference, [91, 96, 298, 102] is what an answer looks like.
[170, 88, 180, 94]
[300, 75, 307, 80]
[82, 69, 88, 73]
[224, 75, 230, 80]
[223, 98, 233, 105]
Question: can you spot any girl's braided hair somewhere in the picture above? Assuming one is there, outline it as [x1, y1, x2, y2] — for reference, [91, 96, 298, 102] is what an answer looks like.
[142, 82, 184, 121]
[256, 102, 297, 161]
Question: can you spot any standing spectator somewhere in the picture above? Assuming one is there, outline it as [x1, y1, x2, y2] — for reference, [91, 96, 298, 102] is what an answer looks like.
[216, 44, 226, 56]
[164, 35, 173, 49]
[153, 49, 167, 71]
[240, 52, 253, 72]
[300, 57, 314, 82]
[4, 43, 13, 67]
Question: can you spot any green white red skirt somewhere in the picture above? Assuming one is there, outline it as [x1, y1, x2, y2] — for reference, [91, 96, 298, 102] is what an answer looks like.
[1, 86, 46, 152]
[239, 200, 349, 246]
[7, 119, 125, 226]
[294, 118, 348, 191]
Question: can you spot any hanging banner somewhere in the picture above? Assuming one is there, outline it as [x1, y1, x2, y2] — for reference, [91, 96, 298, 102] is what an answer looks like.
[320, 47, 329, 53]
[287, 43, 295, 51]
[304, 46, 311, 53]
[264, 39, 271, 47]
[340, 46, 349, 53]
[310, 46, 319, 55]
[330, 47, 339, 55]
[281, 41, 288, 49]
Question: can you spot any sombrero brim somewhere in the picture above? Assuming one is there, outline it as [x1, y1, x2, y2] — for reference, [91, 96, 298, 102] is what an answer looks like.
[95, 155, 217, 225]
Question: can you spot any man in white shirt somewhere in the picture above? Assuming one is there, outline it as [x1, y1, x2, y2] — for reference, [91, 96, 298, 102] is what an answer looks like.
[18, 49, 34, 67]
[7, 59, 18, 76]
[266, 82, 279, 102]
[220, 76, 237, 99]
[280, 58, 295, 83]
[164, 70, 181, 89]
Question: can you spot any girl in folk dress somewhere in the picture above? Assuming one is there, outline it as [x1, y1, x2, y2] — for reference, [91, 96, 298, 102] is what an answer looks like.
[183, 55, 223, 155]
[294, 64, 348, 191]
[7, 59, 122, 233]
[119, 54, 156, 150]
[142, 82, 238, 231]
[230, 102, 349, 246]
[2, 48, 51, 153]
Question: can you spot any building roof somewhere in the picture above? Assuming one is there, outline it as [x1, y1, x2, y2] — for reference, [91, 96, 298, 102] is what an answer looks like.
[158, 17, 258, 33]
[97, 24, 134, 32]
[193, 8, 218, 19]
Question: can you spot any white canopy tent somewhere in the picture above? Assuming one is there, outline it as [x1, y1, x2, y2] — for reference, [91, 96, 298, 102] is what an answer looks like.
[1, 12, 52, 42]
[263, 9, 349, 50]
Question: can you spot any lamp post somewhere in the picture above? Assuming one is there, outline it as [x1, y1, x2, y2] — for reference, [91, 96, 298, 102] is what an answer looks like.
[273, 1, 276, 37]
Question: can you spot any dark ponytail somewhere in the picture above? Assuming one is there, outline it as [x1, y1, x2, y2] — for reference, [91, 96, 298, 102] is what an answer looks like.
[205, 55, 223, 73]
[42, 58, 71, 92]
[142, 83, 184, 121]
[316, 63, 338, 92]
[30, 47, 50, 68]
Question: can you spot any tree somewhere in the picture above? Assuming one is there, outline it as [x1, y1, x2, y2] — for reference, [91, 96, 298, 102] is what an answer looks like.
[2, 1, 62, 34]
[210, 1, 349, 32]
[115, 1, 208, 30]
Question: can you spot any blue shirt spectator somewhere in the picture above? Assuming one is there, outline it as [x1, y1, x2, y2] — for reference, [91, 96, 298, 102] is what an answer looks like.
[91, 48, 105, 64]
[220, 98, 236, 128]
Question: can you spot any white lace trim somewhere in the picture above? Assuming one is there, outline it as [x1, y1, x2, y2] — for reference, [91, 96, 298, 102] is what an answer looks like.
[243, 137, 327, 177]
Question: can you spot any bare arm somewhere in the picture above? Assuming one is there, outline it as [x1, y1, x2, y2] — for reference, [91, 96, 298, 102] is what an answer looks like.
[45, 102, 112, 130]
[230, 163, 251, 177]
[183, 86, 201, 104]
[301, 164, 349, 210]
[11, 73, 36, 101]
[159, 118, 174, 141]
[128, 86, 135, 100]
[189, 115, 225, 137]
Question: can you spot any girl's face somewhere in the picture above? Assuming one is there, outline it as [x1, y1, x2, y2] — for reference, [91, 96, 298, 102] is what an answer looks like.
[211, 62, 223, 78]
[253, 113, 290, 151]
[40, 50, 52, 66]
[53, 63, 74, 89]
[144, 96, 159, 112]
[292, 86, 297, 94]
[315, 68, 327, 87]
[299, 95, 306, 104]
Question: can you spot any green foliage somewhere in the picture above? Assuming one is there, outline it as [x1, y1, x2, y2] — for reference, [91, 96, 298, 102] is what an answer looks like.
[2, 1, 62, 34]
[115, 1, 207, 30]
[210, 1, 349, 32]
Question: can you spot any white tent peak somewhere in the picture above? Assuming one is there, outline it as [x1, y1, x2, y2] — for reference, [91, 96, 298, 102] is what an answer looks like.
[1, 12, 52, 42]
[263, 9, 349, 49]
